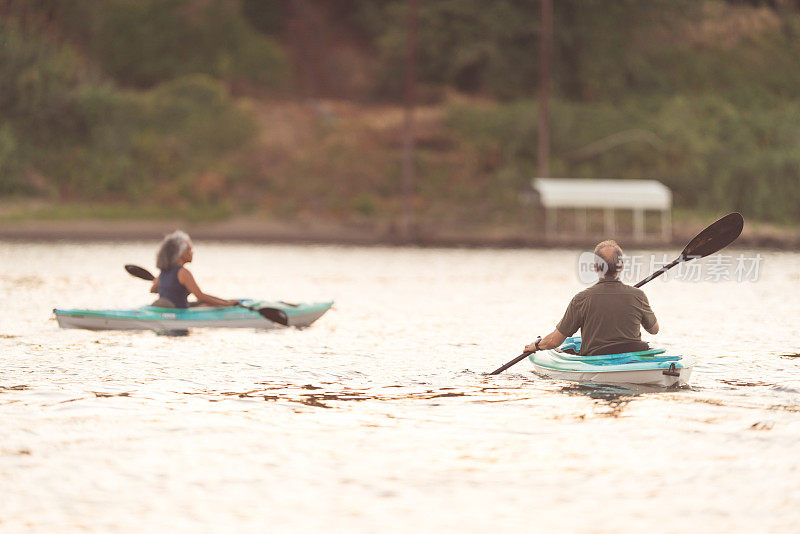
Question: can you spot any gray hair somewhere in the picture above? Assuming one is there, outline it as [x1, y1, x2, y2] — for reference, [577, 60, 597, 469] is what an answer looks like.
[156, 230, 191, 271]
[593, 239, 624, 277]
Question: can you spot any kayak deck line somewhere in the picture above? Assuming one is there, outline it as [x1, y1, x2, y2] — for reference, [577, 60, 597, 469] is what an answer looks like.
[53, 299, 333, 332]
[529, 336, 695, 387]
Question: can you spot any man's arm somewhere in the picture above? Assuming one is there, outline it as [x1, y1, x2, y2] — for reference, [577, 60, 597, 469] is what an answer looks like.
[639, 293, 659, 335]
[525, 294, 580, 352]
[525, 328, 567, 352]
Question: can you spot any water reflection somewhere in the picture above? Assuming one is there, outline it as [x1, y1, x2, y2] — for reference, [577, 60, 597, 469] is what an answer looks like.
[181, 380, 537, 409]
[557, 382, 668, 417]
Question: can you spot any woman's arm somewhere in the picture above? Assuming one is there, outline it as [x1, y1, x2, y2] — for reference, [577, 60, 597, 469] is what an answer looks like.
[524, 328, 567, 352]
[150, 276, 159, 294]
[177, 268, 237, 307]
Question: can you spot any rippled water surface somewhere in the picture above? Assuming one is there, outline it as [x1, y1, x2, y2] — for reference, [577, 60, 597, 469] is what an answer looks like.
[2, 241, 799, 533]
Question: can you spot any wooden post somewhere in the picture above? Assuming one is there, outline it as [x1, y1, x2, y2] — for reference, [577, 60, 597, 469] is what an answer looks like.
[546, 208, 557, 240]
[604, 208, 614, 236]
[401, 0, 418, 239]
[537, 0, 552, 178]
[662, 208, 671, 243]
[577, 207, 587, 235]
[633, 208, 644, 242]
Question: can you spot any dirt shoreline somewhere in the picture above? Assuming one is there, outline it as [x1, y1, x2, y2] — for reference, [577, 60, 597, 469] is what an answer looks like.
[1, 217, 798, 250]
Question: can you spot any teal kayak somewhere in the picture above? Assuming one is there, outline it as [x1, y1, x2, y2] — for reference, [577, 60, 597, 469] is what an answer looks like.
[54, 299, 333, 332]
[529, 336, 695, 387]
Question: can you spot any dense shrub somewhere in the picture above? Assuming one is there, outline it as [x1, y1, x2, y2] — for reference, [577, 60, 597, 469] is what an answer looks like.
[0, 20, 257, 201]
[50, 0, 288, 90]
[447, 96, 800, 223]
[63, 75, 257, 200]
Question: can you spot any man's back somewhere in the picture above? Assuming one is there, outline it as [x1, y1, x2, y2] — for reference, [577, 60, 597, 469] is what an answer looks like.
[557, 278, 657, 356]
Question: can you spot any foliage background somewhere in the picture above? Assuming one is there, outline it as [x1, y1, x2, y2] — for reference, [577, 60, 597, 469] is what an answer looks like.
[1, 0, 799, 224]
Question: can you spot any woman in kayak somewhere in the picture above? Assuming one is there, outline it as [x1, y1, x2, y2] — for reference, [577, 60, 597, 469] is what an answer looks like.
[150, 230, 238, 308]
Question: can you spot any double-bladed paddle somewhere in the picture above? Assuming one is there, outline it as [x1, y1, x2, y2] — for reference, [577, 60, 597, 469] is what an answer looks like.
[488, 212, 745, 375]
[124, 264, 289, 326]
[124, 264, 156, 281]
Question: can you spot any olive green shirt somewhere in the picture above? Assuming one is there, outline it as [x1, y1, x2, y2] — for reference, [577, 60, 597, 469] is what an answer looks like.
[556, 278, 658, 356]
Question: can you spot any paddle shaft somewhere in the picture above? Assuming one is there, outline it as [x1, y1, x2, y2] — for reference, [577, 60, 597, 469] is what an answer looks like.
[633, 257, 681, 288]
[489, 351, 534, 375]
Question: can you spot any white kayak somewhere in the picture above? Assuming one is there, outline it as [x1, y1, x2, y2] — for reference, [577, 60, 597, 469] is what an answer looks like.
[529, 337, 695, 387]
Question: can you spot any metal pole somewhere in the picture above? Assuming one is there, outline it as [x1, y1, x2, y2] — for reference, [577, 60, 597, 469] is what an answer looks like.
[633, 208, 644, 241]
[537, 0, 552, 178]
[604, 208, 614, 236]
[662, 208, 672, 243]
[401, 0, 418, 239]
[546, 208, 556, 240]
[577, 207, 587, 234]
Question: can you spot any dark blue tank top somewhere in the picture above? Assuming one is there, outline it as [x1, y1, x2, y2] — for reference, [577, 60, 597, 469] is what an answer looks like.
[158, 267, 190, 308]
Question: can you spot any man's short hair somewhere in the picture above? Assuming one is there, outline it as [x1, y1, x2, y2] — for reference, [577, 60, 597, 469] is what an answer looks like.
[594, 240, 624, 276]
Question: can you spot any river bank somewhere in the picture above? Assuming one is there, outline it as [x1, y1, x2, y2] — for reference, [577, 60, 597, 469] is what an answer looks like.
[1, 214, 798, 249]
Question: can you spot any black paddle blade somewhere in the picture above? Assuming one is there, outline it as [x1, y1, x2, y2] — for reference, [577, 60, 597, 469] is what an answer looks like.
[681, 212, 744, 260]
[125, 264, 155, 281]
[257, 307, 289, 326]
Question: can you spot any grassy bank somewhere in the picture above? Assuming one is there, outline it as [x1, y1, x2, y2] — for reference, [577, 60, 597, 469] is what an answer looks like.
[3, 198, 799, 250]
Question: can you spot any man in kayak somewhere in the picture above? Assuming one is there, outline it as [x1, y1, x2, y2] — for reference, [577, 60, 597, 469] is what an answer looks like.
[150, 230, 239, 308]
[525, 240, 659, 356]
